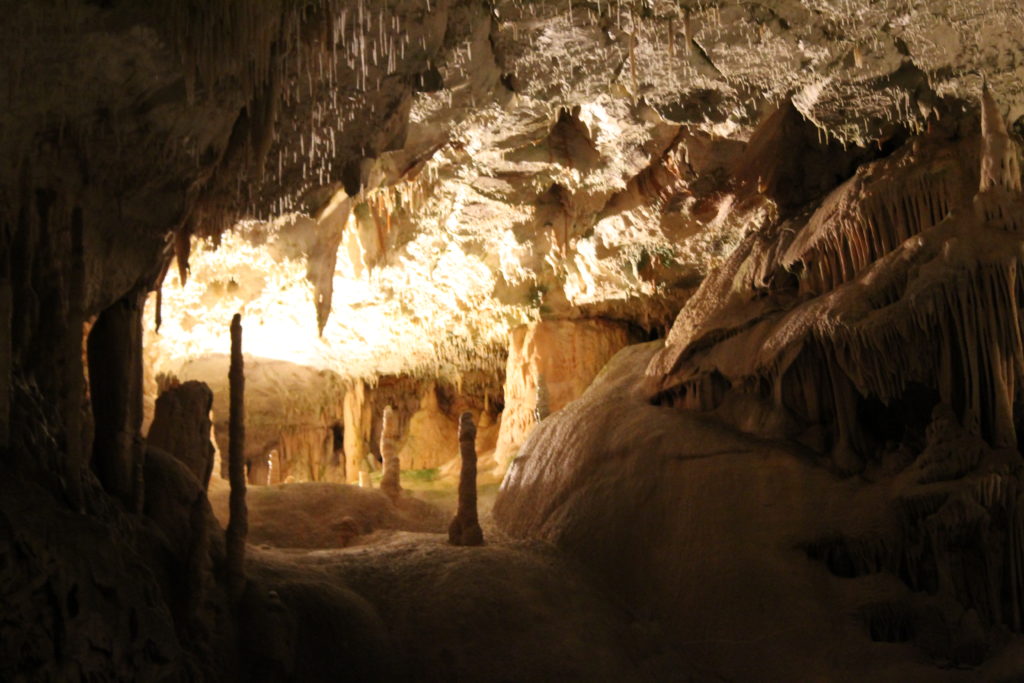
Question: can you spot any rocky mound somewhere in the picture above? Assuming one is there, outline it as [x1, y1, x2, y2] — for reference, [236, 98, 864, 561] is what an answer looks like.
[209, 481, 447, 549]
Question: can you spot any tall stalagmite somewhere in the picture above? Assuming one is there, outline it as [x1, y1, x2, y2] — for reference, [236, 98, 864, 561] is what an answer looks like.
[225, 313, 247, 601]
[379, 405, 402, 500]
[448, 412, 484, 547]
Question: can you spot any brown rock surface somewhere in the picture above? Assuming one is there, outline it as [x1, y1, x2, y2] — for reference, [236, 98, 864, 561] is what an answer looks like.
[379, 405, 402, 500]
[146, 380, 215, 489]
[207, 481, 446, 549]
[493, 319, 634, 468]
[397, 383, 459, 471]
[448, 412, 484, 546]
[496, 342, 1024, 681]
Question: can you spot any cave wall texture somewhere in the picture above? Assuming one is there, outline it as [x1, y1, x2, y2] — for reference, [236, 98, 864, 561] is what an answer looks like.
[2, 0, 1024, 680]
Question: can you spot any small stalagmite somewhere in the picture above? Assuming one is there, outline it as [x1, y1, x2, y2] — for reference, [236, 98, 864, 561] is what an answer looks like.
[448, 412, 484, 547]
[379, 405, 402, 500]
[225, 313, 248, 602]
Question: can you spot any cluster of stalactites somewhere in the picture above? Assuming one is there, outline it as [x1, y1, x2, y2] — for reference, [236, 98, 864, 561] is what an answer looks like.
[783, 91, 1024, 451]
[786, 162, 963, 297]
[647, 88, 1024, 466]
[974, 84, 1024, 233]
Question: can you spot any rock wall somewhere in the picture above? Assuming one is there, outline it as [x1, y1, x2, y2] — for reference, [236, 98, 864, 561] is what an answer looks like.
[495, 342, 1024, 680]
[341, 375, 504, 481]
[146, 380, 215, 489]
[343, 380, 374, 483]
[397, 383, 459, 471]
[493, 319, 634, 468]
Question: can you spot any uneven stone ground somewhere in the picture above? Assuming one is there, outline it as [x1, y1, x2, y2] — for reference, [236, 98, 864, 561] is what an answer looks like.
[208, 479, 449, 548]
[211, 478, 696, 681]
[246, 535, 697, 682]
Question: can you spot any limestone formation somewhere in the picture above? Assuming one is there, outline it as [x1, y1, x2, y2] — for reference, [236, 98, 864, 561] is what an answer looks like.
[644, 90, 1024, 464]
[448, 412, 484, 547]
[378, 405, 402, 500]
[344, 380, 373, 484]
[88, 289, 147, 509]
[8, 1, 1024, 680]
[534, 374, 550, 423]
[494, 320, 632, 468]
[396, 383, 459, 471]
[335, 516, 360, 548]
[146, 381, 216, 490]
[226, 313, 248, 602]
[980, 83, 1022, 194]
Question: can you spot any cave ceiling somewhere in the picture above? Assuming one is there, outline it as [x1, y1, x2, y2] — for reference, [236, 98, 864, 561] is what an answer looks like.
[5, 0, 1023, 381]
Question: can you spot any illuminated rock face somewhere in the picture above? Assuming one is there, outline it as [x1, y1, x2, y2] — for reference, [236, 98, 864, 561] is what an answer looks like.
[643, 112, 1024, 471]
[493, 319, 633, 467]
[496, 103, 1024, 678]
[146, 381, 215, 490]
[5, 0, 1024, 680]
[397, 383, 459, 471]
[162, 356, 347, 484]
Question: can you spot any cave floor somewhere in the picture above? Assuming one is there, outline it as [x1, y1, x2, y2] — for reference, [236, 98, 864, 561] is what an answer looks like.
[245, 531, 694, 682]
[206, 478, 691, 681]
[208, 462, 1024, 683]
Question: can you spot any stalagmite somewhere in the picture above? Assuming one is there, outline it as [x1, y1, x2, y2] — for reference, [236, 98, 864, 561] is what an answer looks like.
[378, 405, 401, 500]
[979, 83, 1022, 194]
[534, 373, 550, 422]
[448, 412, 483, 547]
[225, 313, 247, 602]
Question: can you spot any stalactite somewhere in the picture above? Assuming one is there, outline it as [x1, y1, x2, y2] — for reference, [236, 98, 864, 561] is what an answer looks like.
[783, 150, 965, 296]
[225, 313, 247, 602]
[378, 405, 401, 500]
[175, 223, 192, 286]
[448, 412, 483, 547]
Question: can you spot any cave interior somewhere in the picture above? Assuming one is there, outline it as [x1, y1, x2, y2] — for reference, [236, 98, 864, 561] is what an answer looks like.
[4, 1, 1024, 681]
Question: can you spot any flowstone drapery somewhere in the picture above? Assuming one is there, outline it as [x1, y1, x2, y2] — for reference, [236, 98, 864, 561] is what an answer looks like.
[645, 90, 1024, 468]
[638, 90, 1024, 642]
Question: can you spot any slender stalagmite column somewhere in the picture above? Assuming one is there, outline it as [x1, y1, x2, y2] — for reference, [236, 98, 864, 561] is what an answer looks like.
[225, 313, 247, 601]
[448, 412, 483, 546]
[379, 405, 401, 500]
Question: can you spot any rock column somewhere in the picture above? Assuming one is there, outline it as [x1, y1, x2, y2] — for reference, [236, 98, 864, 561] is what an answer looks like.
[448, 412, 484, 546]
[87, 288, 146, 508]
[225, 313, 247, 601]
[379, 405, 401, 500]
[147, 381, 216, 490]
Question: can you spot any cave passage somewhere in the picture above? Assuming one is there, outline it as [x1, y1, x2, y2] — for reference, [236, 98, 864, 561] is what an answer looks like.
[4, 1, 1024, 681]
